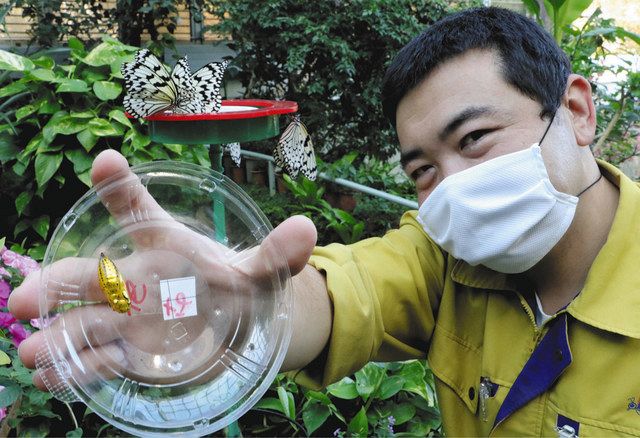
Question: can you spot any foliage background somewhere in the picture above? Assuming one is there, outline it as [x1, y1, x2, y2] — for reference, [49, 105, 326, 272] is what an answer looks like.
[0, 0, 637, 436]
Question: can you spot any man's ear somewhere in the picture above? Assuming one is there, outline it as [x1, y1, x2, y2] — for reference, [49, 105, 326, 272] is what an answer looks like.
[562, 74, 596, 147]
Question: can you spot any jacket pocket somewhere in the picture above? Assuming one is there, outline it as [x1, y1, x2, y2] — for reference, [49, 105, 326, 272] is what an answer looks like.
[428, 323, 482, 415]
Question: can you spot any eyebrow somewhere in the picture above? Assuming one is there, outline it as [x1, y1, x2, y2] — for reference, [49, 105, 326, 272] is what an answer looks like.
[438, 105, 496, 141]
[400, 105, 498, 170]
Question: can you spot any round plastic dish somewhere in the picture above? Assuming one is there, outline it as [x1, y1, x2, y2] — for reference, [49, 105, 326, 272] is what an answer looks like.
[35, 161, 292, 436]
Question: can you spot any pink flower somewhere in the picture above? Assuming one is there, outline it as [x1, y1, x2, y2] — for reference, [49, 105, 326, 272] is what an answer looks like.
[16, 257, 39, 277]
[0, 386, 6, 421]
[30, 318, 41, 329]
[0, 246, 5, 256]
[0, 280, 10, 308]
[0, 312, 16, 328]
[1, 250, 18, 268]
[8, 323, 30, 347]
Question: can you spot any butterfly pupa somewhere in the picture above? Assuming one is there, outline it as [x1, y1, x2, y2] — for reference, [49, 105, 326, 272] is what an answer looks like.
[98, 253, 131, 313]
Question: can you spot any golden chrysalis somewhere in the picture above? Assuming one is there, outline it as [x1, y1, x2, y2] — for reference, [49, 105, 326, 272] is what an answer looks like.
[98, 252, 131, 313]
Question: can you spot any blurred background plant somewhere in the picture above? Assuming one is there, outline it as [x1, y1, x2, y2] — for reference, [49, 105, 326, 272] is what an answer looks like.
[0, 0, 637, 436]
[523, 0, 639, 171]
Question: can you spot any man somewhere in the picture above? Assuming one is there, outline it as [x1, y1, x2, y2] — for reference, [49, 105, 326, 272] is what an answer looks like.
[10, 6, 639, 436]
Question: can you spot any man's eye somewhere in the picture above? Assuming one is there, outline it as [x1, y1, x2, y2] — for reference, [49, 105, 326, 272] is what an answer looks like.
[460, 129, 493, 149]
[410, 165, 433, 181]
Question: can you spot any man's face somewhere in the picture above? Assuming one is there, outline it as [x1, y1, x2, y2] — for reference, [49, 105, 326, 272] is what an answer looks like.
[397, 49, 576, 205]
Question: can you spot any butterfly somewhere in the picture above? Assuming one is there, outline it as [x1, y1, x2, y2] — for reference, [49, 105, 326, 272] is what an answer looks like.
[273, 115, 317, 180]
[121, 49, 229, 118]
[98, 253, 130, 313]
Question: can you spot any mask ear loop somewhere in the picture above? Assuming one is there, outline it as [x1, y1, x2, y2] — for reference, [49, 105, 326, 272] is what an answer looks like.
[538, 112, 556, 147]
[540, 110, 602, 197]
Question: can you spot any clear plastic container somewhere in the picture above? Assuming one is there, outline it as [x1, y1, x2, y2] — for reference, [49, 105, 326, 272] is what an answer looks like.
[35, 161, 292, 436]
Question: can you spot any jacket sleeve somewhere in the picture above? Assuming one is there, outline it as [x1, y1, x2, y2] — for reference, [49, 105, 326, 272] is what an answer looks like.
[292, 211, 446, 389]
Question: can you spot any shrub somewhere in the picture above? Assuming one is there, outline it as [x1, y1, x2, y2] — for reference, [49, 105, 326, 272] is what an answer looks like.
[205, 0, 481, 162]
[0, 37, 209, 252]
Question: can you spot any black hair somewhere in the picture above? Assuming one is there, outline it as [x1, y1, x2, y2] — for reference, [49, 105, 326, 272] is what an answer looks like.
[381, 7, 571, 126]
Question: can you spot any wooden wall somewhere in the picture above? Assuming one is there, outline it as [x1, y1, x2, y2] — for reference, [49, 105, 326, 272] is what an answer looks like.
[0, 2, 220, 44]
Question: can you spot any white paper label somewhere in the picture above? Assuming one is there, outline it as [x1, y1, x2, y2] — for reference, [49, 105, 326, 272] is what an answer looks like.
[159, 276, 197, 320]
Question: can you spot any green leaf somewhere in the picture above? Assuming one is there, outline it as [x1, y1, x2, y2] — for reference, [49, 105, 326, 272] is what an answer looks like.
[302, 402, 331, 435]
[379, 375, 405, 400]
[306, 390, 332, 405]
[67, 36, 85, 55]
[88, 118, 119, 137]
[82, 41, 129, 67]
[18, 132, 45, 163]
[163, 143, 182, 155]
[399, 361, 431, 401]
[15, 191, 33, 216]
[27, 244, 46, 260]
[327, 377, 359, 400]
[277, 386, 295, 419]
[65, 149, 94, 174]
[32, 55, 55, 69]
[108, 109, 133, 128]
[35, 152, 63, 188]
[56, 78, 89, 93]
[76, 129, 98, 152]
[347, 407, 368, 437]
[390, 402, 417, 425]
[70, 111, 96, 120]
[125, 128, 151, 150]
[15, 104, 38, 121]
[254, 397, 285, 414]
[77, 169, 92, 187]
[66, 427, 83, 438]
[93, 81, 122, 101]
[12, 160, 27, 176]
[0, 383, 21, 408]
[0, 49, 34, 72]
[355, 363, 385, 401]
[0, 81, 28, 98]
[14, 219, 29, 236]
[28, 68, 58, 83]
[0, 350, 10, 365]
[50, 116, 87, 136]
[32, 215, 50, 240]
[0, 132, 18, 163]
[0, 237, 4, 248]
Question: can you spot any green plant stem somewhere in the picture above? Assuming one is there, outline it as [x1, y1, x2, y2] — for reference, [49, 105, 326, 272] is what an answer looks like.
[65, 401, 79, 430]
[593, 89, 627, 156]
[363, 364, 389, 412]
[0, 394, 22, 437]
[251, 408, 309, 436]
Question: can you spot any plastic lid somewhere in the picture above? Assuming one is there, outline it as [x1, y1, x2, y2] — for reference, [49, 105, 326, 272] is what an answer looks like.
[35, 161, 292, 436]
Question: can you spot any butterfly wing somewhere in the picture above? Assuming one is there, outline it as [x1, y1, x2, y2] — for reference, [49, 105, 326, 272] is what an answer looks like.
[225, 142, 241, 167]
[191, 60, 229, 113]
[171, 56, 204, 114]
[121, 49, 177, 118]
[299, 122, 317, 180]
[277, 117, 308, 178]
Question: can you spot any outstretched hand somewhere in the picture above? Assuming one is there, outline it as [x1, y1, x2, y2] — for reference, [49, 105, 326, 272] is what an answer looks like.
[9, 149, 319, 390]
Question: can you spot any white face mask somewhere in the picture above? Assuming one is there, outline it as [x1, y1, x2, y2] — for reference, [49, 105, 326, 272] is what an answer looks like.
[416, 143, 579, 274]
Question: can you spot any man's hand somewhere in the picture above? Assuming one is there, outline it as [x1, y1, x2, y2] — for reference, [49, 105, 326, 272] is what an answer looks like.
[9, 149, 331, 390]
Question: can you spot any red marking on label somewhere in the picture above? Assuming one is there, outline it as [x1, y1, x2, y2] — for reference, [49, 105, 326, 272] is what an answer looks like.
[173, 292, 192, 317]
[126, 281, 148, 315]
[163, 297, 174, 317]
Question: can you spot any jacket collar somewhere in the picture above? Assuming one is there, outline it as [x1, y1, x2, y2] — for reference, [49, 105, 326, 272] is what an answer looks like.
[567, 160, 640, 338]
[449, 161, 640, 338]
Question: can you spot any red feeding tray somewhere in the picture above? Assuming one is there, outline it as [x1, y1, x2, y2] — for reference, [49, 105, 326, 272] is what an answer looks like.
[127, 99, 298, 145]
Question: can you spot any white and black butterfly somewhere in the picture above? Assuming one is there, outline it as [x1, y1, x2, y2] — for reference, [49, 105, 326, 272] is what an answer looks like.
[122, 49, 229, 118]
[273, 115, 317, 180]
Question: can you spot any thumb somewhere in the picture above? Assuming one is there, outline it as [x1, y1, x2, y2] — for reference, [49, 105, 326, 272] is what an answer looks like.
[266, 215, 317, 276]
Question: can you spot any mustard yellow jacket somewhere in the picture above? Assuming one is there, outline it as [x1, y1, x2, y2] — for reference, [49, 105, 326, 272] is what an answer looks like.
[299, 161, 640, 436]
